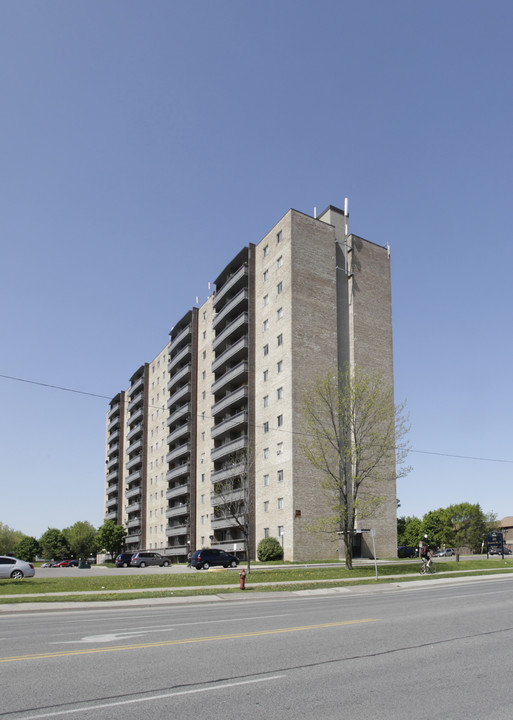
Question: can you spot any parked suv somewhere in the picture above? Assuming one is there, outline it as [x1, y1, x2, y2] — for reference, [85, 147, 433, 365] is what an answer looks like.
[188, 548, 239, 570]
[397, 546, 417, 559]
[130, 552, 170, 568]
[115, 552, 134, 568]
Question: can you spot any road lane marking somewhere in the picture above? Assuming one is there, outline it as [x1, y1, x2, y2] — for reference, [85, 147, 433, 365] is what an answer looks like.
[0, 618, 378, 663]
[5, 675, 287, 719]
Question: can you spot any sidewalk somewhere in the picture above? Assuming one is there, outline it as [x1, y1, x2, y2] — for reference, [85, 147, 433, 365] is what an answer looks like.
[1, 570, 512, 614]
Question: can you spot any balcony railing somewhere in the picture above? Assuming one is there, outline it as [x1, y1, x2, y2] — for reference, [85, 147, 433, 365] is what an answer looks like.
[167, 383, 191, 410]
[212, 288, 248, 330]
[166, 442, 190, 464]
[211, 385, 248, 417]
[127, 392, 143, 413]
[167, 423, 189, 446]
[211, 410, 247, 440]
[169, 323, 192, 354]
[125, 485, 141, 500]
[213, 264, 248, 310]
[167, 363, 191, 392]
[211, 514, 244, 530]
[126, 438, 142, 456]
[166, 504, 189, 519]
[126, 454, 142, 471]
[126, 501, 141, 513]
[211, 435, 248, 462]
[126, 468, 142, 484]
[211, 461, 245, 484]
[168, 344, 192, 373]
[212, 312, 248, 352]
[166, 482, 190, 500]
[166, 463, 190, 482]
[166, 524, 189, 537]
[167, 403, 190, 427]
[211, 336, 248, 374]
[126, 423, 143, 443]
[128, 407, 143, 427]
[211, 361, 248, 395]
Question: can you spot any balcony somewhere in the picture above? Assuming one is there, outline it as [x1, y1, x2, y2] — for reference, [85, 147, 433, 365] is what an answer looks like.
[106, 455, 118, 470]
[211, 385, 248, 417]
[167, 403, 190, 428]
[106, 482, 119, 497]
[106, 469, 119, 483]
[107, 441, 119, 456]
[212, 336, 248, 374]
[107, 401, 121, 419]
[169, 323, 192, 354]
[212, 288, 248, 330]
[166, 524, 189, 537]
[167, 363, 191, 393]
[167, 422, 189, 446]
[166, 463, 190, 482]
[130, 375, 144, 395]
[166, 545, 189, 556]
[166, 482, 190, 500]
[211, 486, 244, 507]
[127, 392, 143, 414]
[126, 454, 142, 471]
[107, 415, 120, 433]
[125, 485, 141, 500]
[211, 361, 248, 396]
[106, 495, 118, 509]
[211, 410, 247, 440]
[211, 461, 245, 484]
[108, 428, 120, 444]
[125, 534, 141, 545]
[127, 517, 141, 529]
[166, 442, 190, 465]
[213, 264, 248, 310]
[166, 504, 189, 519]
[211, 514, 244, 531]
[211, 435, 248, 462]
[212, 312, 248, 352]
[127, 423, 143, 443]
[126, 468, 142, 484]
[105, 510, 117, 521]
[167, 383, 191, 410]
[128, 407, 143, 427]
[126, 501, 141, 513]
[126, 438, 142, 456]
[168, 344, 192, 373]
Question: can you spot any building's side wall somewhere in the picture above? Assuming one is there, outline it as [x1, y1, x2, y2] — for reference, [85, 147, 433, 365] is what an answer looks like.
[289, 211, 339, 561]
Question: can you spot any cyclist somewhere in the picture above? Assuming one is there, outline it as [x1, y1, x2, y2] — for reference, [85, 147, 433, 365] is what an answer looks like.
[420, 540, 432, 570]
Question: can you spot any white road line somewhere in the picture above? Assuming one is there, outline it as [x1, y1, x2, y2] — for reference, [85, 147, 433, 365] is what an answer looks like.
[14, 676, 286, 719]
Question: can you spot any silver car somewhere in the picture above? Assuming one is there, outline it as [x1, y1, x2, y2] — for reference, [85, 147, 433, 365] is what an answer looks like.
[0, 556, 36, 579]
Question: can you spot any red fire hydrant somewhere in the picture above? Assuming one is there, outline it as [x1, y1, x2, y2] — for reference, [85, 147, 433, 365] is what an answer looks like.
[239, 568, 246, 590]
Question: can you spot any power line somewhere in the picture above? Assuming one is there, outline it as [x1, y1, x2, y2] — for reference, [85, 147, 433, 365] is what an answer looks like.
[2, 372, 513, 465]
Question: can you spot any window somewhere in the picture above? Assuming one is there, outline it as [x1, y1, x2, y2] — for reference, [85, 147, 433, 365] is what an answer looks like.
[263, 294, 269, 306]
[277, 256, 283, 268]
[202, 350, 206, 360]
[263, 269, 269, 282]
[277, 469, 283, 482]
[277, 281, 283, 294]
[263, 343, 269, 356]
[263, 474, 269, 486]
[264, 528, 269, 538]
[263, 369, 269, 382]
[277, 414, 283, 427]
[277, 441, 283, 455]
[278, 497, 284, 510]
[277, 360, 283, 373]
[277, 230, 282, 243]
[263, 394, 269, 407]
[278, 525, 284, 538]
[202, 370, 206, 379]
[263, 447, 269, 459]
[203, 330, 206, 339]
[277, 333, 283, 346]
[263, 244, 269, 257]
[263, 319, 269, 331]
[263, 421, 269, 433]
[264, 501, 269, 512]
[202, 390, 206, 400]
[201, 473, 205, 482]
[277, 307, 283, 320]
[277, 386, 283, 400]
[203, 311, 207, 320]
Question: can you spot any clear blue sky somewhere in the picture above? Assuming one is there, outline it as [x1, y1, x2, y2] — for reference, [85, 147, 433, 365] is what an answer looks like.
[1, 1, 512, 538]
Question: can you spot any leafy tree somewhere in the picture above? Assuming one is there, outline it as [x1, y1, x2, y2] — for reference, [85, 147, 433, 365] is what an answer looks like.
[301, 365, 410, 569]
[446, 502, 489, 552]
[13, 536, 40, 562]
[39, 528, 70, 560]
[0, 522, 25, 555]
[95, 520, 126, 561]
[397, 515, 422, 547]
[212, 447, 254, 572]
[257, 537, 283, 562]
[63, 521, 97, 560]
[421, 508, 451, 549]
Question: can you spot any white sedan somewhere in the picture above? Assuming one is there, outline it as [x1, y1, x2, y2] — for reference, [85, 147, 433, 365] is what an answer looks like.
[0, 556, 36, 579]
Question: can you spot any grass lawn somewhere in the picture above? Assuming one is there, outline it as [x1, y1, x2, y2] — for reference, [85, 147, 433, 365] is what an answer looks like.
[1, 559, 512, 603]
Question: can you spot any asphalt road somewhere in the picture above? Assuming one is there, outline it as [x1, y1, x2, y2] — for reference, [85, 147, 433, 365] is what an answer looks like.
[2, 575, 513, 720]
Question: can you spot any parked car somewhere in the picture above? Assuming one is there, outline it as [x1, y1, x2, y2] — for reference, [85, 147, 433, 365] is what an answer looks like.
[0, 556, 35, 580]
[434, 549, 455, 557]
[188, 548, 239, 570]
[115, 552, 134, 568]
[54, 559, 78, 567]
[489, 547, 512, 555]
[397, 546, 416, 559]
[130, 552, 170, 568]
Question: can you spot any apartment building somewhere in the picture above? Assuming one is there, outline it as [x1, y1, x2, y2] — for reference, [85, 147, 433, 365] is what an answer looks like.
[104, 203, 397, 561]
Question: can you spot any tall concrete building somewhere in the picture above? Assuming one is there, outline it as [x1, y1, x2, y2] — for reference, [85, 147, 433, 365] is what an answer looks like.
[104, 204, 397, 561]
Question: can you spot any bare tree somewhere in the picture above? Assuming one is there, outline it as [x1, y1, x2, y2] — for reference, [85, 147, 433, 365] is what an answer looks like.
[302, 365, 410, 569]
[212, 447, 253, 572]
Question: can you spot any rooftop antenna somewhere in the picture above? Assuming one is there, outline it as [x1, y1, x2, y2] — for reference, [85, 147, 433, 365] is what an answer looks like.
[344, 197, 349, 217]
[195, 296, 199, 305]
[314, 206, 317, 219]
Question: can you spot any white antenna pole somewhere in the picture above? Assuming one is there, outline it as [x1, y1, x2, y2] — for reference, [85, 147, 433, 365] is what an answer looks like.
[344, 197, 349, 217]
[314, 206, 317, 219]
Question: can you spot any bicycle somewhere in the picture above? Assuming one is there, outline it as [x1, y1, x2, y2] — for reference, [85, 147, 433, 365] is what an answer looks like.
[418, 558, 437, 575]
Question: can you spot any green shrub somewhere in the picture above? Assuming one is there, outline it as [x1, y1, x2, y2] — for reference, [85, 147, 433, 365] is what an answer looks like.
[257, 537, 284, 562]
